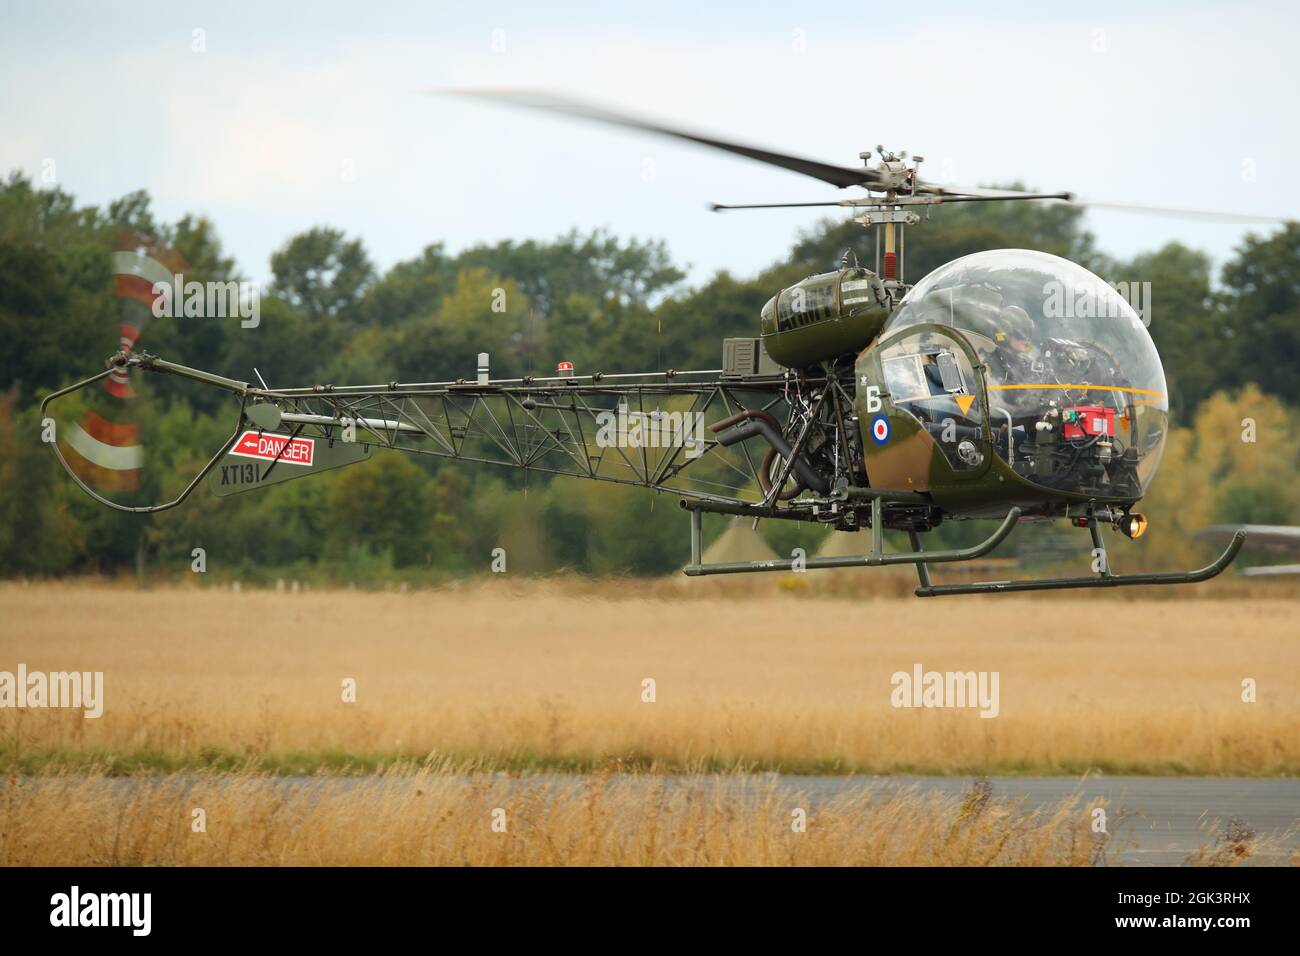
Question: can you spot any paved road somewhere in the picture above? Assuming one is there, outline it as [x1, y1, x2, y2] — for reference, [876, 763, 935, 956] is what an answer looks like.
[795, 776, 1300, 865]
[288, 773, 1300, 865]
[23, 774, 1298, 865]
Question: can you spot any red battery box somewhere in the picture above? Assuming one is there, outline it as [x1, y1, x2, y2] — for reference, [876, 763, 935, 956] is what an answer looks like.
[1062, 405, 1115, 439]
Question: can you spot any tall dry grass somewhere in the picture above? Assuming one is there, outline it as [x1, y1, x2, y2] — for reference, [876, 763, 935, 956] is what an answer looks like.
[2, 581, 1297, 774]
[0, 765, 1114, 866]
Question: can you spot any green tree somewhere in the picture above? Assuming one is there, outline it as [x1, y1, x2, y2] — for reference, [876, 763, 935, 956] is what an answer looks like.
[1120, 243, 1219, 420]
[326, 453, 436, 568]
[386, 268, 529, 382]
[1220, 223, 1300, 406]
[270, 227, 374, 322]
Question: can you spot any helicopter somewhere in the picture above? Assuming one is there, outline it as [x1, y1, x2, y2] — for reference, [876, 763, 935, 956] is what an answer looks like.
[43, 89, 1281, 597]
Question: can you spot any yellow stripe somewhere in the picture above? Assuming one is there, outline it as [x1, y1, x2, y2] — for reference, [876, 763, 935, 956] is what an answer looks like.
[987, 384, 1165, 398]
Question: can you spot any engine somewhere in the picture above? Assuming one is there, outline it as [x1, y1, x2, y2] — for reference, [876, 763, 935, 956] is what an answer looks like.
[759, 266, 892, 369]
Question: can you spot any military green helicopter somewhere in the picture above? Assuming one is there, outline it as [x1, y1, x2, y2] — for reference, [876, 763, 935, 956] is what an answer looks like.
[44, 90, 1281, 596]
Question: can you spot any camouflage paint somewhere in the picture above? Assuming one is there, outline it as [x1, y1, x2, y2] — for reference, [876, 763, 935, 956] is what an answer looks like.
[855, 322, 1144, 517]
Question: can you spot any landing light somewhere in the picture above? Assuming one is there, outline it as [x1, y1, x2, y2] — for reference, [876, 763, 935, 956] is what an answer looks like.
[1120, 513, 1148, 540]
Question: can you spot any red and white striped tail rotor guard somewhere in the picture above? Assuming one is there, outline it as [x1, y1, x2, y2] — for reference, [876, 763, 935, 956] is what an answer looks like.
[63, 410, 144, 492]
[68, 234, 190, 492]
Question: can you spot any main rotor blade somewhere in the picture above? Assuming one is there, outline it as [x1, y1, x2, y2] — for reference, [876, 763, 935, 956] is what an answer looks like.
[1064, 197, 1286, 224]
[710, 192, 1073, 212]
[713, 189, 1286, 224]
[928, 182, 1285, 222]
[912, 180, 1077, 201]
[434, 87, 882, 190]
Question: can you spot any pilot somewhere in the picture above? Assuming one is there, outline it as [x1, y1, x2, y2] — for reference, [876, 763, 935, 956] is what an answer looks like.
[997, 305, 1035, 353]
[989, 305, 1043, 384]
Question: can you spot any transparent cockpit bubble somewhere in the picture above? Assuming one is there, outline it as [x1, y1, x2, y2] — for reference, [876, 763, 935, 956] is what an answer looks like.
[884, 249, 1168, 497]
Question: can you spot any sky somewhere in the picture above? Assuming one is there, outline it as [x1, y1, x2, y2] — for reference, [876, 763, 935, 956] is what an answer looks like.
[2, 0, 1296, 290]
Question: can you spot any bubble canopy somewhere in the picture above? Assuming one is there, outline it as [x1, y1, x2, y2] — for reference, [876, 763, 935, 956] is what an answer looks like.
[880, 249, 1168, 499]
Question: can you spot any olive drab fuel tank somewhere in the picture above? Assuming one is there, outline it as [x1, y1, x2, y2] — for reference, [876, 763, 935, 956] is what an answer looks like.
[759, 266, 892, 369]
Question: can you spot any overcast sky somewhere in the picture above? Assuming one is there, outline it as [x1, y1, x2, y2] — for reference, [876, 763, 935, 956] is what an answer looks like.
[2, 1, 1296, 290]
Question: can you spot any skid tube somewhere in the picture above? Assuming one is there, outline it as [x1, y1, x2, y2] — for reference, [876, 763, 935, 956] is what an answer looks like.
[680, 494, 1247, 596]
[912, 514, 1247, 597]
[680, 494, 1023, 576]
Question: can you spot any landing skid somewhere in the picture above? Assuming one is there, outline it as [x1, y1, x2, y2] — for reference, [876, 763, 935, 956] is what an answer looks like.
[681, 495, 1246, 596]
[913, 516, 1246, 598]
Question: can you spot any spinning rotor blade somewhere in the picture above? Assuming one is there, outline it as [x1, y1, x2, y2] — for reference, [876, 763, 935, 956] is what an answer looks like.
[437, 88, 1289, 223]
[711, 192, 1074, 212]
[907, 180, 1283, 222]
[1058, 197, 1285, 224]
[435, 87, 882, 190]
[712, 190, 1286, 223]
[913, 182, 1072, 199]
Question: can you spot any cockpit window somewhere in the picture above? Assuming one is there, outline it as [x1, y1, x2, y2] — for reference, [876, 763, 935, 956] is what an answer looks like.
[884, 249, 1168, 499]
[934, 351, 965, 393]
[880, 330, 984, 472]
[882, 352, 928, 403]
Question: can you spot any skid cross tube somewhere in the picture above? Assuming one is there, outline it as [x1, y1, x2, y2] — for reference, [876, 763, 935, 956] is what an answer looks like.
[681, 499, 1022, 576]
[912, 529, 1247, 597]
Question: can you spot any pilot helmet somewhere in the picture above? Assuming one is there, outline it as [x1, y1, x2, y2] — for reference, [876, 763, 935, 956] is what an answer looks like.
[995, 304, 1035, 348]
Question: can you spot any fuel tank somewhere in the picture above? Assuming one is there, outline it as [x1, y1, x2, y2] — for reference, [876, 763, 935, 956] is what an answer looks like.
[759, 266, 891, 369]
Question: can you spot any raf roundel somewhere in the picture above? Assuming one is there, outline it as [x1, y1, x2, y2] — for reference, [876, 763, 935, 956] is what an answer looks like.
[870, 414, 890, 446]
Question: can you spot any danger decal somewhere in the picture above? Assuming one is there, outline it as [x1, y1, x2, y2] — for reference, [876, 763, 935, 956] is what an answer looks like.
[228, 431, 315, 467]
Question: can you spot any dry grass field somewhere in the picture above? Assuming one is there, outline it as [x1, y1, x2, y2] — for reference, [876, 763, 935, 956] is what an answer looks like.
[0, 765, 1118, 866]
[5, 765, 1290, 867]
[2, 580, 1297, 776]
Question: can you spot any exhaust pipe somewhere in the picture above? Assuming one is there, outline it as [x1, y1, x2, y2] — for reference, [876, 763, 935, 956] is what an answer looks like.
[709, 410, 829, 494]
